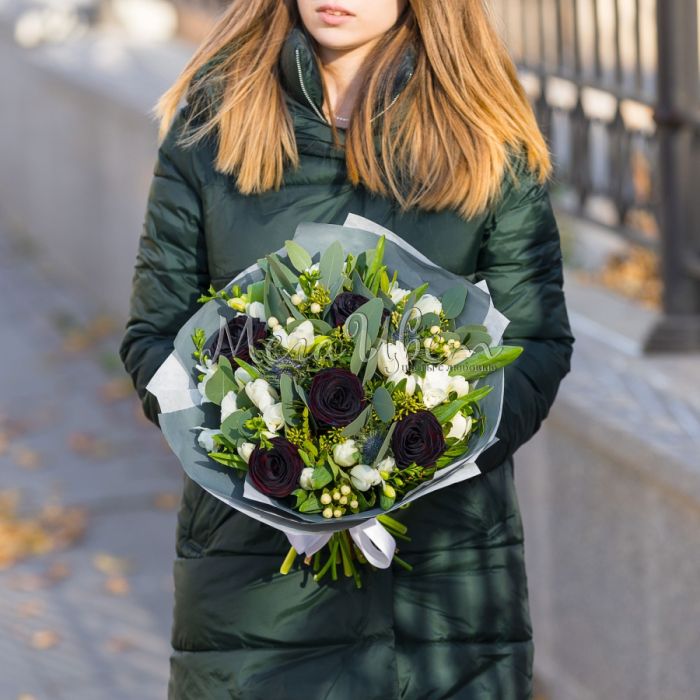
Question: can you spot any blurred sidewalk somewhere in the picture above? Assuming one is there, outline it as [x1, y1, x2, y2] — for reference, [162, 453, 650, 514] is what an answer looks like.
[0, 229, 182, 699]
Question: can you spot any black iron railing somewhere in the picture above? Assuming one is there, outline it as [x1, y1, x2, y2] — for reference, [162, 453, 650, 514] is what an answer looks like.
[492, 0, 700, 351]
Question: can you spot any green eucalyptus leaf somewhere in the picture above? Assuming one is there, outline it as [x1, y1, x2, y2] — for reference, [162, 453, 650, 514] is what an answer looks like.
[284, 240, 313, 273]
[441, 285, 469, 319]
[267, 254, 298, 294]
[362, 345, 380, 385]
[341, 404, 372, 438]
[373, 385, 395, 423]
[319, 241, 344, 293]
[345, 297, 384, 346]
[221, 409, 253, 442]
[279, 373, 298, 426]
[420, 312, 441, 331]
[455, 324, 489, 341]
[264, 272, 288, 323]
[204, 366, 237, 405]
[351, 270, 376, 299]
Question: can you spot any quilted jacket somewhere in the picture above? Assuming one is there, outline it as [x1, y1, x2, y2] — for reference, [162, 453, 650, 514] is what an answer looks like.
[119, 24, 575, 700]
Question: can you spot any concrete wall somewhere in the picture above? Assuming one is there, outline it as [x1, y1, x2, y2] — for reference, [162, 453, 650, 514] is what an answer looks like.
[0, 12, 193, 318]
[517, 269, 700, 700]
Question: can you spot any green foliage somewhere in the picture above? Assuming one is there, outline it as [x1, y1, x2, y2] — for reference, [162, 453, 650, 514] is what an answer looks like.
[431, 386, 493, 424]
[372, 386, 395, 423]
[441, 285, 469, 319]
[196, 283, 235, 304]
[448, 345, 524, 380]
[284, 240, 313, 272]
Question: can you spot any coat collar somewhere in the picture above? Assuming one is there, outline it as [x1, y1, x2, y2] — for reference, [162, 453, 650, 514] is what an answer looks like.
[277, 25, 416, 127]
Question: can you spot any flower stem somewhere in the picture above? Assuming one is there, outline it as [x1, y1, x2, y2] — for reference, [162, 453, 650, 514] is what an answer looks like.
[377, 514, 408, 535]
[280, 546, 297, 575]
[392, 553, 413, 572]
[314, 538, 339, 583]
[339, 530, 363, 589]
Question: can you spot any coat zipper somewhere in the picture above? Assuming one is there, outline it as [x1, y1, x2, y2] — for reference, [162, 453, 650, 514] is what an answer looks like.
[294, 46, 412, 124]
[295, 47, 329, 123]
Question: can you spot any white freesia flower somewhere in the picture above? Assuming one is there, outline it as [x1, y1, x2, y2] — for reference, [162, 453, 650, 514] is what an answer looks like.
[389, 285, 410, 304]
[448, 375, 470, 398]
[234, 366, 253, 389]
[245, 300, 266, 322]
[404, 374, 418, 396]
[418, 364, 452, 408]
[195, 356, 217, 403]
[237, 441, 256, 464]
[377, 340, 409, 382]
[333, 439, 360, 467]
[447, 412, 473, 440]
[272, 320, 315, 357]
[376, 456, 396, 474]
[262, 402, 285, 434]
[220, 390, 239, 422]
[413, 293, 442, 318]
[196, 427, 220, 452]
[445, 346, 473, 367]
[245, 378, 278, 412]
[349, 464, 383, 492]
[299, 467, 315, 490]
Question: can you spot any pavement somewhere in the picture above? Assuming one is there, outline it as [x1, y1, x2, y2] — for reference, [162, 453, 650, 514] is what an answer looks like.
[0, 230, 182, 699]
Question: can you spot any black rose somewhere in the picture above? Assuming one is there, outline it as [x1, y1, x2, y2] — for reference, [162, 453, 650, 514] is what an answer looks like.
[330, 291, 390, 327]
[308, 368, 366, 428]
[248, 437, 304, 498]
[210, 315, 267, 363]
[331, 292, 369, 326]
[391, 410, 446, 469]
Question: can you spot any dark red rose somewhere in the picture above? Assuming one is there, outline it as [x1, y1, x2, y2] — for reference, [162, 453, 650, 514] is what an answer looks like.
[248, 437, 304, 498]
[308, 368, 366, 428]
[331, 292, 369, 326]
[391, 410, 446, 469]
[330, 291, 390, 327]
[211, 315, 267, 363]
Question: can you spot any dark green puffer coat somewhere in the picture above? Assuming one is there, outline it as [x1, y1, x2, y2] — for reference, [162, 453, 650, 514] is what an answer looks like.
[119, 25, 575, 700]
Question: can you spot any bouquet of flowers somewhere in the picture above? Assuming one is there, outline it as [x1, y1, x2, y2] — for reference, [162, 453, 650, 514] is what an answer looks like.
[147, 214, 520, 587]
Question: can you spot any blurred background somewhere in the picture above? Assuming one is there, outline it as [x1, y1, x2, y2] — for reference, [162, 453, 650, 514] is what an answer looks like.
[0, 1, 698, 698]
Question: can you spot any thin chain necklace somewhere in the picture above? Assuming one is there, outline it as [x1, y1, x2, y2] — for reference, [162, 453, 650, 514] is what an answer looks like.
[325, 109, 350, 123]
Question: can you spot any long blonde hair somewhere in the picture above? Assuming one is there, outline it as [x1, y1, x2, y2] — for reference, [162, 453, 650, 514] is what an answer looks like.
[154, 0, 552, 219]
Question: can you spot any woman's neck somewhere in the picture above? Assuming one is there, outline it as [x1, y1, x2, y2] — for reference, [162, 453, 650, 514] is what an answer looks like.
[316, 39, 379, 122]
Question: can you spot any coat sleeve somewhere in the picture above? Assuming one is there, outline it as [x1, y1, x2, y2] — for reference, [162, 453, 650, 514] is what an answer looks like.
[118, 104, 211, 427]
[473, 155, 576, 473]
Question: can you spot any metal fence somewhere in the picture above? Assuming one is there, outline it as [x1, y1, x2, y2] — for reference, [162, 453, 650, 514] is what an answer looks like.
[492, 0, 700, 351]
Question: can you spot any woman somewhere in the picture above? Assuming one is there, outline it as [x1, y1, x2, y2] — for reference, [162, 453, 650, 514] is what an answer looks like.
[119, 0, 575, 697]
